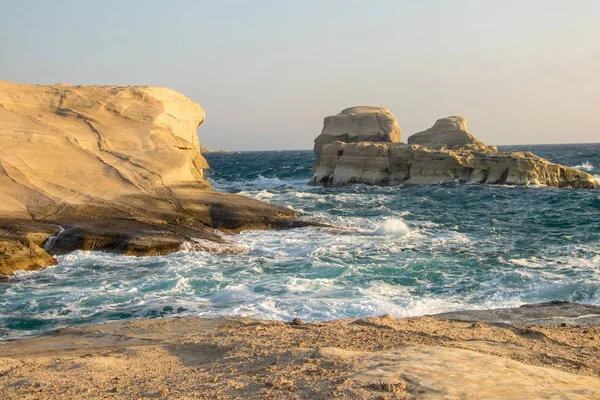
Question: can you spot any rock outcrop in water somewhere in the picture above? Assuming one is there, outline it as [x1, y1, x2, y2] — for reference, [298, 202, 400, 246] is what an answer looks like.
[310, 111, 598, 189]
[0, 81, 303, 274]
[312, 106, 401, 170]
[407, 116, 488, 150]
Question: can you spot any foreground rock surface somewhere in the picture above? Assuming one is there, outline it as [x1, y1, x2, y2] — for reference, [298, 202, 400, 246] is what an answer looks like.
[435, 301, 600, 326]
[313, 106, 401, 170]
[0, 81, 302, 273]
[1, 302, 599, 399]
[310, 112, 598, 189]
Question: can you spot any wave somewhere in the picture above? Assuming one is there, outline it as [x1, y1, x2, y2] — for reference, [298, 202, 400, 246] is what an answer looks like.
[181, 238, 249, 254]
[43, 226, 65, 251]
[208, 174, 311, 193]
[572, 161, 594, 171]
[372, 218, 409, 238]
[3, 147, 600, 339]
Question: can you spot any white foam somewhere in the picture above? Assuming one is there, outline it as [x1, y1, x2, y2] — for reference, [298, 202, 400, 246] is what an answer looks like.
[43, 226, 65, 251]
[181, 238, 249, 254]
[211, 175, 311, 192]
[509, 258, 541, 268]
[572, 161, 594, 171]
[373, 218, 409, 238]
[252, 174, 286, 187]
[171, 277, 193, 294]
[5, 159, 600, 339]
[253, 189, 274, 199]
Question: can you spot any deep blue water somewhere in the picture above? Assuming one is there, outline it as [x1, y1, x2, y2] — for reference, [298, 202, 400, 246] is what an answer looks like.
[1, 144, 599, 339]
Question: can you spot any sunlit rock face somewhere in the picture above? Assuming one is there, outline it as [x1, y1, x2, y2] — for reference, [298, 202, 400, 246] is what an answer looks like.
[0, 81, 300, 274]
[310, 113, 598, 189]
[312, 106, 401, 171]
[0, 80, 211, 222]
[407, 116, 488, 151]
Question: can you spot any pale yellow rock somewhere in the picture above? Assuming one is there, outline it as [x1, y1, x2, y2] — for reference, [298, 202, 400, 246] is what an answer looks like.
[311, 114, 598, 189]
[311, 141, 598, 188]
[0, 81, 301, 273]
[317, 346, 600, 399]
[408, 115, 488, 150]
[2, 311, 600, 399]
[313, 106, 401, 169]
[0, 81, 210, 221]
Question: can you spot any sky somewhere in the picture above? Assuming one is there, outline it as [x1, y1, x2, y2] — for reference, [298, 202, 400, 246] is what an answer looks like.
[1, 0, 599, 150]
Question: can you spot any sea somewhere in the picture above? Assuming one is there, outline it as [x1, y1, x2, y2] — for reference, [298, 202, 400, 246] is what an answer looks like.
[1, 144, 600, 339]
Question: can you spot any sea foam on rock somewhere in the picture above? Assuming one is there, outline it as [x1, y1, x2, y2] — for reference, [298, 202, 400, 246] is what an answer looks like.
[310, 109, 598, 189]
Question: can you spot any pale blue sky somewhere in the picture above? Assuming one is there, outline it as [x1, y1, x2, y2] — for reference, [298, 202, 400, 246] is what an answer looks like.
[1, 1, 599, 150]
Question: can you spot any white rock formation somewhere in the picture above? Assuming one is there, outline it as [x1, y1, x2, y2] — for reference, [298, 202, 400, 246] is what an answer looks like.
[313, 106, 401, 169]
[310, 112, 598, 189]
[407, 116, 487, 150]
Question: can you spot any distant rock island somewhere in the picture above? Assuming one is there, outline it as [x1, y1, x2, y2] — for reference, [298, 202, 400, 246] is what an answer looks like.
[0, 81, 304, 274]
[310, 107, 598, 189]
[200, 145, 230, 154]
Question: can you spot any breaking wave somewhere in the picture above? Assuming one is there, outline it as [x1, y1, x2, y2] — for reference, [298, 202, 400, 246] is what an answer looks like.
[373, 218, 409, 237]
[572, 161, 594, 171]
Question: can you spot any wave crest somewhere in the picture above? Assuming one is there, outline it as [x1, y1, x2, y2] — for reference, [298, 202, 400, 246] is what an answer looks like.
[373, 218, 409, 238]
[181, 238, 249, 254]
[572, 161, 594, 171]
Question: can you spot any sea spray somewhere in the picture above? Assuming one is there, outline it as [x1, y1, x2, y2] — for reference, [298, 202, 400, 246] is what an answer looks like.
[373, 218, 409, 238]
[572, 161, 594, 171]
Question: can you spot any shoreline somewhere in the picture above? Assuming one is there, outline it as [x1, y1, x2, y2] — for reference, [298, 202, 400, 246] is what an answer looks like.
[1, 302, 600, 398]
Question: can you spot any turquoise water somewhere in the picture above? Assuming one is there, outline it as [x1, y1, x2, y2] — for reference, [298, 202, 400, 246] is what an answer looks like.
[1, 144, 600, 339]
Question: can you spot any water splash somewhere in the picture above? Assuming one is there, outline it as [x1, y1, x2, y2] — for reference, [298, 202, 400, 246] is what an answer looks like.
[373, 218, 409, 238]
[572, 161, 594, 171]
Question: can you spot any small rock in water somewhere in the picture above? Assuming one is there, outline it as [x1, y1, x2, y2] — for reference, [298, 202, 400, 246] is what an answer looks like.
[291, 318, 304, 326]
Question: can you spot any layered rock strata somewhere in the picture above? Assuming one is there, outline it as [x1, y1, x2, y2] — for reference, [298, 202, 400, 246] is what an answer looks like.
[0, 81, 302, 274]
[312, 106, 401, 170]
[310, 112, 598, 189]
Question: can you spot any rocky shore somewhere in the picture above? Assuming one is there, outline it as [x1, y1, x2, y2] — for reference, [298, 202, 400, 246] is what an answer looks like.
[310, 108, 598, 189]
[1, 302, 599, 399]
[2, 84, 599, 398]
[0, 81, 306, 274]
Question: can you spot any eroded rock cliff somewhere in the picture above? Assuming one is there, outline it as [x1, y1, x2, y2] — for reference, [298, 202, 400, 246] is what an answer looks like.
[0, 81, 302, 274]
[312, 106, 401, 170]
[310, 112, 598, 189]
